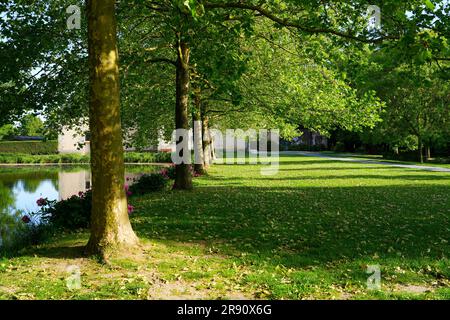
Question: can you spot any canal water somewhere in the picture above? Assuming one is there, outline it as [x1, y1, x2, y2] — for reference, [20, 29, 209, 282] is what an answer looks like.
[0, 165, 160, 249]
[0, 165, 160, 216]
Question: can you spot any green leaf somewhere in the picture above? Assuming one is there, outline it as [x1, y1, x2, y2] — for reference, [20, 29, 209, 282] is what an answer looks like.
[423, 0, 435, 10]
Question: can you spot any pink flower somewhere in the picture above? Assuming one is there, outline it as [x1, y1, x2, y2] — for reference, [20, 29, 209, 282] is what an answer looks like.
[127, 204, 134, 214]
[36, 198, 47, 207]
[22, 215, 31, 224]
[124, 184, 132, 196]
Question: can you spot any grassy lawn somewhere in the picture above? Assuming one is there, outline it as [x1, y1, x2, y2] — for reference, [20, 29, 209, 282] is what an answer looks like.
[1, 155, 449, 300]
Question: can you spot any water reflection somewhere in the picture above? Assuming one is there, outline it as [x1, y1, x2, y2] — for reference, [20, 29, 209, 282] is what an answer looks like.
[0, 165, 157, 217]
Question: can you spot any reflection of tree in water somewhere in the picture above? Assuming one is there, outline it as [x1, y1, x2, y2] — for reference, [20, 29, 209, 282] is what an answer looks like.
[0, 171, 58, 193]
[0, 182, 18, 250]
[0, 181, 15, 211]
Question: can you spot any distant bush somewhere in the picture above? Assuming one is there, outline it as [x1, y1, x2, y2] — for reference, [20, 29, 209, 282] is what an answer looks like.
[0, 140, 58, 155]
[332, 142, 346, 152]
[129, 173, 170, 195]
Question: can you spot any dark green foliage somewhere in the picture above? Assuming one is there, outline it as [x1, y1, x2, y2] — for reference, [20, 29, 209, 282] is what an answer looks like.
[0, 140, 57, 155]
[41, 191, 92, 230]
[287, 144, 328, 152]
[0, 222, 55, 258]
[129, 173, 170, 195]
[160, 164, 176, 180]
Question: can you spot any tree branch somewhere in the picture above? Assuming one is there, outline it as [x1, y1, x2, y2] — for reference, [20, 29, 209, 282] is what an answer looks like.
[204, 2, 400, 44]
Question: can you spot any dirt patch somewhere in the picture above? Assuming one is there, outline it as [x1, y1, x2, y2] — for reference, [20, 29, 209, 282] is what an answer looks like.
[146, 277, 251, 300]
[0, 286, 18, 296]
[395, 284, 433, 294]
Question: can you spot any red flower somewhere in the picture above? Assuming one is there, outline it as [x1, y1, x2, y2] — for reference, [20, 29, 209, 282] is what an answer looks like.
[22, 215, 31, 224]
[127, 204, 134, 214]
[36, 198, 47, 207]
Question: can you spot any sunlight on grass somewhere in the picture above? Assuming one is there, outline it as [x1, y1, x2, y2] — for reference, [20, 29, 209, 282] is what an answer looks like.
[1, 155, 449, 300]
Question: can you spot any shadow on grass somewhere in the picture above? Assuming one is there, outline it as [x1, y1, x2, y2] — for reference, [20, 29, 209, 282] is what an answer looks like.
[132, 184, 450, 271]
[7, 244, 86, 260]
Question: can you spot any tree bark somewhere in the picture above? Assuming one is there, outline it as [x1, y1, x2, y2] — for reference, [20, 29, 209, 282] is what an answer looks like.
[85, 0, 138, 257]
[201, 107, 212, 167]
[426, 145, 431, 161]
[192, 91, 205, 174]
[174, 39, 193, 190]
[210, 134, 217, 161]
[418, 136, 424, 163]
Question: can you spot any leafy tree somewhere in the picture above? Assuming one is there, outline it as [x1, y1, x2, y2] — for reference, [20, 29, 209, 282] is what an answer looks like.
[0, 0, 88, 128]
[210, 23, 383, 139]
[16, 114, 44, 137]
[0, 124, 16, 140]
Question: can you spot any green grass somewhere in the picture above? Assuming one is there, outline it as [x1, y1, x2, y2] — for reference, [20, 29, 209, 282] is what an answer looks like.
[1, 155, 449, 300]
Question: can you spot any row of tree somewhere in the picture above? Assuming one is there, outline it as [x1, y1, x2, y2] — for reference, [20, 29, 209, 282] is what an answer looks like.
[1, 0, 448, 256]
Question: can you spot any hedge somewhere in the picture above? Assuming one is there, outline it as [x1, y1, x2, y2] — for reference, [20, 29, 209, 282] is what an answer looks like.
[0, 140, 58, 155]
[0, 151, 172, 164]
[123, 152, 172, 163]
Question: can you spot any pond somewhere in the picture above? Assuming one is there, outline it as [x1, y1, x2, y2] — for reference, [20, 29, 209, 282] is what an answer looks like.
[0, 165, 161, 249]
[0, 165, 161, 216]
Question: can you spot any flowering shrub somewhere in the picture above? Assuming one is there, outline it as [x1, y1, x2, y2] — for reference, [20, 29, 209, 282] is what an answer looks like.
[37, 192, 91, 230]
[161, 164, 176, 180]
[30, 184, 136, 231]
[3, 209, 56, 254]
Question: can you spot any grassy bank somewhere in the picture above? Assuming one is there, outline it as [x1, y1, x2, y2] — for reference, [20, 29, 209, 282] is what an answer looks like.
[0, 152, 172, 164]
[1, 155, 449, 299]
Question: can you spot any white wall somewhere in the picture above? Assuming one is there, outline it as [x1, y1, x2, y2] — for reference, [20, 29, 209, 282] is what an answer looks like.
[58, 125, 90, 155]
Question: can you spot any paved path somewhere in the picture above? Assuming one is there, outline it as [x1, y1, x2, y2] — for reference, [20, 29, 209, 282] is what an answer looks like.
[281, 151, 450, 173]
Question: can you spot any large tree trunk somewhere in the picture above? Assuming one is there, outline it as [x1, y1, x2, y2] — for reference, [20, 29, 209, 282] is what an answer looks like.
[192, 90, 205, 174]
[85, 0, 138, 257]
[425, 145, 431, 161]
[418, 136, 424, 163]
[174, 39, 193, 190]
